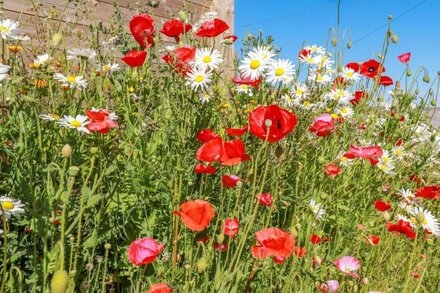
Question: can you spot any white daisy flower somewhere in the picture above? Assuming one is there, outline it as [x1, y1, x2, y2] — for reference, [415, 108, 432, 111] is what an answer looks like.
[0, 19, 19, 39]
[379, 150, 394, 165]
[251, 46, 276, 62]
[340, 67, 360, 82]
[281, 94, 295, 107]
[239, 53, 267, 80]
[410, 207, 440, 236]
[327, 89, 352, 104]
[392, 146, 405, 160]
[58, 115, 90, 133]
[101, 63, 120, 73]
[193, 48, 223, 71]
[236, 84, 253, 96]
[309, 199, 325, 220]
[399, 189, 416, 204]
[335, 106, 354, 118]
[313, 54, 334, 68]
[339, 155, 353, 167]
[304, 45, 325, 55]
[299, 54, 316, 65]
[40, 114, 61, 121]
[0, 63, 11, 82]
[308, 72, 331, 85]
[398, 202, 415, 213]
[34, 54, 52, 66]
[11, 34, 30, 42]
[293, 83, 308, 99]
[265, 59, 295, 86]
[67, 48, 96, 62]
[185, 68, 212, 91]
[199, 91, 213, 104]
[376, 161, 395, 175]
[0, 196, 25, 219]
[54, 73, 88, 90]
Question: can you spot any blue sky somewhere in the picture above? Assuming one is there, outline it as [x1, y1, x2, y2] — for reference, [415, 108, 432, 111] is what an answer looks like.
[234, 0, 439, 99]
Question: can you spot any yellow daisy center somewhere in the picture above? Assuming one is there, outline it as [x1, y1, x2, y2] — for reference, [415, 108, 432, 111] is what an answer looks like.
[0, 26, 10, 33]
[394, 149, 403, 156]
[316, 75, 323, 81]
[1, 201, 14, 210]
[50, 114, 60, 119]
[346, 71, 353, 77]
[202, 56, 212, 63]
[382, 156, 390, 163]
[67, 76, 76, 83]
[103, 65, 111, 71]
[275, 68, 285, 76]
[303, 101, 311, 107]
[379, 164, 388, 171]
[311, 206, 318, 213]
[296, 89, 303, 95]
[240, 85, 248, 90]
[250, 59, 261, 70]
[340, 108, 348, 114]
[195, 75, 204, 83]
[331, 113, 339, 119]
[70, 120, 82, 127]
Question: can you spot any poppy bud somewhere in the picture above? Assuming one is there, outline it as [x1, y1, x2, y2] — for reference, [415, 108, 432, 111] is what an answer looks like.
[104, 243, 111, 250]
[178, 10, 187, 22]
[275, 145, 284, 159]
[347, 40, 352, 49]
[431, 99, 437, 107]
[423, 75, 430, 83]
[236, 181, 243, 189]
[383, 211, 390, 221]
[377, 54, 383, 60]
[51, 32, 63, 47]
[69, 236, 75, 242]
[317, 156, 326, 163]
[391, 34, 399, 44]
[68, 166, 80, 177]
[362, 277, 369, 285]
[388, 15, 393, 20]
[85, 263, 94, 271]
[61, 144, 72, 158]
[331, 37, 338, 47]
[33, 197, 42, 212]
[264, 119, 273, 127]
[217, 234, 225, 244]
[50, 270, 69, 293]
[337, 64, 343, 72]
[90, 147, 98, 155]
[406, 68, 412, 77]
[319, 192, 328, 200]
[188, 181, 194, 187]
[197, 257, 209, 272]
[415, 89, 419, 95]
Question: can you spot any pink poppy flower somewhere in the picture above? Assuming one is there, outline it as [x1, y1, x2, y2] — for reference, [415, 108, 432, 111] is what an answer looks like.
[256, 193, 273, 207]
[397, 52, 411, 64]
[127, 237, 165, 266]
[222, 175, 241, 188]
[223, 218, 240, 237]
[333, 256, 360, 278]
[326, 280, 340, 292]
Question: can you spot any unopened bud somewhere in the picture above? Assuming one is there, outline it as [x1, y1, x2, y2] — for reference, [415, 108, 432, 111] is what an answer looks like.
[51, 33, 63, 47]
[430, 99, 437, 107]
[388, 15, 393, 20]
[383, 211, 390, 221]
[217, 234, 225, 244]
[423, 75, 430, 83]
[331, 37, 338, 47]
[90, 147, 98, 155]
[178, 10, 187, 22]
[236, 181, 243, 189]
[406, 68, 412, 77]
[85, 263, 94, 271]
[104, 243, 111, 250]
[347, 40, 352, 49]
[426, 238, 434, 246]
[68, 166, 80, 177]
[391, 34, 399, 44]
[377, 54, 383, 60]
[362, 277, 369, 285]
[415, 89, 420, 95]
[50, 270, 69, 293]
[61, 144, 72, 158]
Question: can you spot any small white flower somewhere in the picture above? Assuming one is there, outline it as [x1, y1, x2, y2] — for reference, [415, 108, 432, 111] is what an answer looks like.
[293, 83, 308, 99]
[399, 189, 416, 204]
[392, 145, 406, 160]
[193, 48, 223, 71]
[410, 207, 440, 236]
[304, 45, 325, 55]
[185, 68, 212, 91]
[309, 199, 325, 220]
[40, 114, 61, 121]
[265, 59, 295, 86]
[377, 161, 395, 175]
[199, 91, 213, 104]
[34, 54, 52, 66]
[0, 63, 11, 82]
[398, 202, 415, 213]
[11, 34, 30, 41]
[340, 67, 360, 82]
[339, 155, 353, 167]
[327, 89, 352, 104]
[54, 73, 88, 89]
[67, 48, 96, 62]
[58, 115, 90, 133]
[236, 84, 253, 96]
[0, 19, 19, 39]
[313, 54, 334, 68]
[101, 63, 120, 73]
[336, 106, 354, 118]
[308, 72, 331, 85]
[0, 196, 25, 219]
[379, 150, 394, 165]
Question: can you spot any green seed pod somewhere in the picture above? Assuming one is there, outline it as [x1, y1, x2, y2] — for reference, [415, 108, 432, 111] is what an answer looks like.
[68, 166, 80, 177]
[178, 10, 187, 22]
[331, 37, 338, 47]
[423, 75, 430, 83]
[90, 147, 98, 155]
[347, 40, 352, 49]
[406, 68, 412, 77]
[50, 270, 69, 293]
[430, 99, 437, 107]
[264, 119, 273, 127]
[104, 243, 112, 250]
[391, 34, 399, 44]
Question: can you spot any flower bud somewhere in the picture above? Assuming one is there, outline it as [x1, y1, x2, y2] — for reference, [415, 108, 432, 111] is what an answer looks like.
[50, 270, 69, 293]
[331, 37, 338, 47]
[383, 211, 390, 221]
[51, 33, 63, 47]
[104, 243, 111, 250]
[415, 89, 420, 95]
[423, 75, 430, 83]
[217, 234, 225, 244]
[264, 119, 273, 127]
[391, 34, 399, 44]
[68, 166, 80, 177]
[236, 181, 243, 189]
[90, 147, 98, 155]
[197, 257, 209, 272]
[85, 263, 94, 271]
[430, 99, 437, 107]
[362, 277, 369, 285]
[178, 10, 187, 22]
[388, 15, 393, 20]
[406, 68, 412, 77]
[347, 40, 352, 49]
[377, 54, 383, 60]
[69, 236, 75, 242]
[61, 144, 72, 158]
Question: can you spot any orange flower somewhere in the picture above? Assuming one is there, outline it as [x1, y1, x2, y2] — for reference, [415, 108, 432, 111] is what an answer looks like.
[173, 200, 215, 231]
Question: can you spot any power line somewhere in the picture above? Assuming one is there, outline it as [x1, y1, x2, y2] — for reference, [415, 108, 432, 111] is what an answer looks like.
[353, 0, 429, 44]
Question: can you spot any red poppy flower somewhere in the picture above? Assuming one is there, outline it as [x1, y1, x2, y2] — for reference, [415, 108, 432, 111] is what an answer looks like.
[122, 50, 147, 67]
[256, 193, 273, 207]
[397, 52, 411, 64]
[222, 175, 241, 188]
[350, 91, 367, 105]
[194, 163, 216, 174]
[324, 164, 342, 177]
[386, 220, 416, 239]
[293, 246, 307, 257]
[127, 237, 165, 266]
[343, 145, 383, 165]
[86, 109, 118, 134]
[197, 128, 220, 143]
[223, 35, 238, 44]
[160, 18, 192, 42]
[130, 14, 155, 48]
[223, 218, 240, 237]
[311, 234, 322, 244]
[359, 59, 385, 78]
[213, 242, 228, 252]
[147, 283, 173, 293]
[298, 48, 311, 60]
[251, 228, 295, 259]
[379, 76, 393, 86]
[173, 200, 215, 231]
[346, 62, 360, 72]
[415, 185, 440, 200]
[162, 46, 196, 75]
[196, 137, 250, 166]
[225, 125, 248, 137]
[273, 255, 287, 264]
[249, 105, 297, 143]
[366, 235, 380, 245]
[232, 75, 261, 89]
[195, 18, 229, 38]
[309, 113, 334, 137]
[374, 200, 392, 212]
